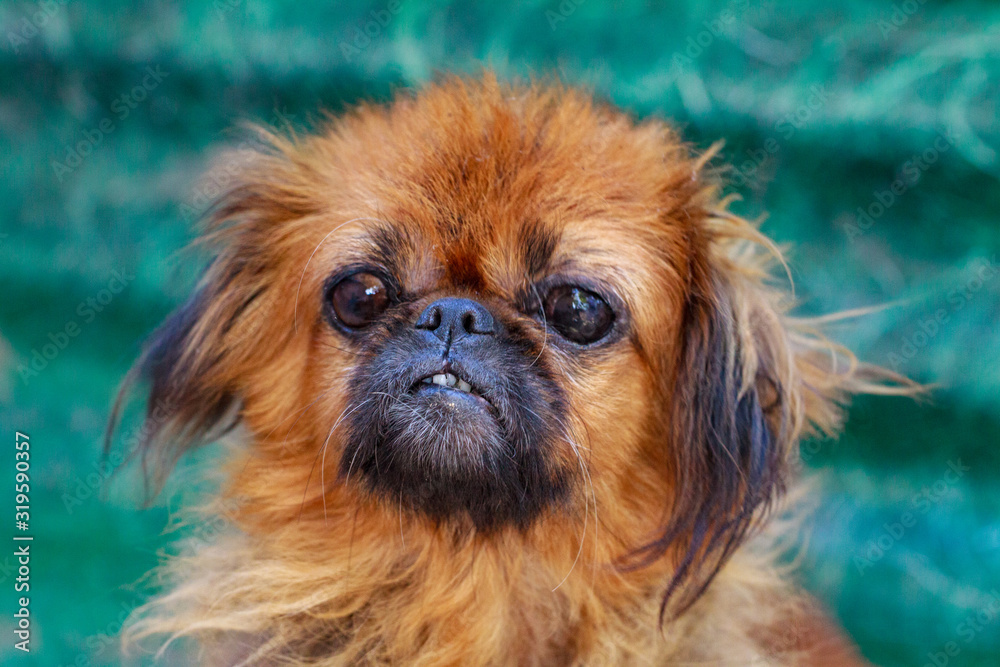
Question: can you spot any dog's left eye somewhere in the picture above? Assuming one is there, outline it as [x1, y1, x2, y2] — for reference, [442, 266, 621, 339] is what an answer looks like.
[543, 285, 614, 344]
[329, 272, 390, 328]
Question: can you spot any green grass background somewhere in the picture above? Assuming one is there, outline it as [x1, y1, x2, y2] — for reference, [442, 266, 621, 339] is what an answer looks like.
[1, 1, 998, 665]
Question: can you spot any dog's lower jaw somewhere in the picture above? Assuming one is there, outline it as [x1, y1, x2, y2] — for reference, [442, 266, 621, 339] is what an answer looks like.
[120, 498, 845, 667]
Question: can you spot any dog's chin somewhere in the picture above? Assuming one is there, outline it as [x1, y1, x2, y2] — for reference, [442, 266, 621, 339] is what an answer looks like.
[393, 382, 505, 475]
[340, 340, 569, 530]
[342, 386, 554, 531]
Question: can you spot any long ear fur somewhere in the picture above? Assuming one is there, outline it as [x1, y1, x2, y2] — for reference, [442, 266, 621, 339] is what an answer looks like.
[105, 266, 244, 497]
[105, 128, 318, 499]
[625, 196, 918, 619]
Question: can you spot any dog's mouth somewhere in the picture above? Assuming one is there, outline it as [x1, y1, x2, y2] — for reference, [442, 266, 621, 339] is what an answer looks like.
[416, 371, 476, 394]
[410, 368, 494, 412]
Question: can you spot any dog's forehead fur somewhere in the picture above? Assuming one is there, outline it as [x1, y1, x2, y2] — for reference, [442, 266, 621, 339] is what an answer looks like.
[281, 76, 700, 340]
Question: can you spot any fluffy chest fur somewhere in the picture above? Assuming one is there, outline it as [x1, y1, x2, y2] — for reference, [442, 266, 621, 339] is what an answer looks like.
[136, 498, 799, 666]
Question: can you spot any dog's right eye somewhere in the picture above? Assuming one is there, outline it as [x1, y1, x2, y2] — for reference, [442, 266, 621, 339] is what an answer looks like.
[543, 285, 615, 345]
[328, 272, 390, 329]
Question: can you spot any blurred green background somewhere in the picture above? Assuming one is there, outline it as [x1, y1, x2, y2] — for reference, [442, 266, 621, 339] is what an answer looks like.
[1, 1, 998, 665]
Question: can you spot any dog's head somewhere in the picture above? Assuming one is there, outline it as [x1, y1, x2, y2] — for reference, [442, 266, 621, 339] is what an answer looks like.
[113, 74, 907, 615]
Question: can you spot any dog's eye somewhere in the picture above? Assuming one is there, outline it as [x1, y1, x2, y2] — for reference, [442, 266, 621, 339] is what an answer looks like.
[543, 286, 614, 344]
[329, 272, 390, 328]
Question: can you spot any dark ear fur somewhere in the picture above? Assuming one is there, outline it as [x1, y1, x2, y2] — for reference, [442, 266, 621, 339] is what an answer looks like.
[105, 130, 317, 499]
[625, 266, 789, 619]
[105, 264, 249, 499]
[624, 202, 919, 618]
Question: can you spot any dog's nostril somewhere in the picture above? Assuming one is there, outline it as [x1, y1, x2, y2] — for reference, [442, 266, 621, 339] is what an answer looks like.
[415, 297, 496, 341]
[421, 306, 441, 330]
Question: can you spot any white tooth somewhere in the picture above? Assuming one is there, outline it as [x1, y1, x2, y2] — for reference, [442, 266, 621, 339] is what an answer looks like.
[432, 374, 448, 386]
[422, 377, 432, 384]
[457, 379, 472, 393]
[445, 373, 458, 387]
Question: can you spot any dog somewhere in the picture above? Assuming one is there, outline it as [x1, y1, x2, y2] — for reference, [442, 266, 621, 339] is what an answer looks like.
[110, 73, 913, 665]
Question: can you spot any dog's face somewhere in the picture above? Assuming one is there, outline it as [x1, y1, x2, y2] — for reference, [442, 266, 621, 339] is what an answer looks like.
[322, 134, 692, 531]
[120, 76, 874, 614]
[332, 175, 686, 529]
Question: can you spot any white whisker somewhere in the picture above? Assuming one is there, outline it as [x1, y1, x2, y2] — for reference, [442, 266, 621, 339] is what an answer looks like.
[293, 217, 387, 333]
[552, 421, 597, 592]
[299, 397, 372, 522]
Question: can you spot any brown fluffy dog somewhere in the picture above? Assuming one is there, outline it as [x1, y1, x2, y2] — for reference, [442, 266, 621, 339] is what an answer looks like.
[112, 74, 911, 665]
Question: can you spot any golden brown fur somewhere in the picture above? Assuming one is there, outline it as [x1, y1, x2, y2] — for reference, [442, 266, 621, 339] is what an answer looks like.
[112, 73, 914, 665]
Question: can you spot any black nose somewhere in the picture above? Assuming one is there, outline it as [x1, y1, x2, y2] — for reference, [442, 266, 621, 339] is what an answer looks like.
[415, 297, 496, 342]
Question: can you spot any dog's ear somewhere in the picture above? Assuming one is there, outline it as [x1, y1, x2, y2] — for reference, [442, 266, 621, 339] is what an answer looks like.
[626, 208, 916, 619]
[638, 248, 788, 618]
[106, 259, 263, 497]
[106, 130, 319, 498]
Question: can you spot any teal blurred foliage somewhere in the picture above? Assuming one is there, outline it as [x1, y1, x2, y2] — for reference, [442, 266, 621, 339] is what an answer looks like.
[0, 1, 998, 664]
